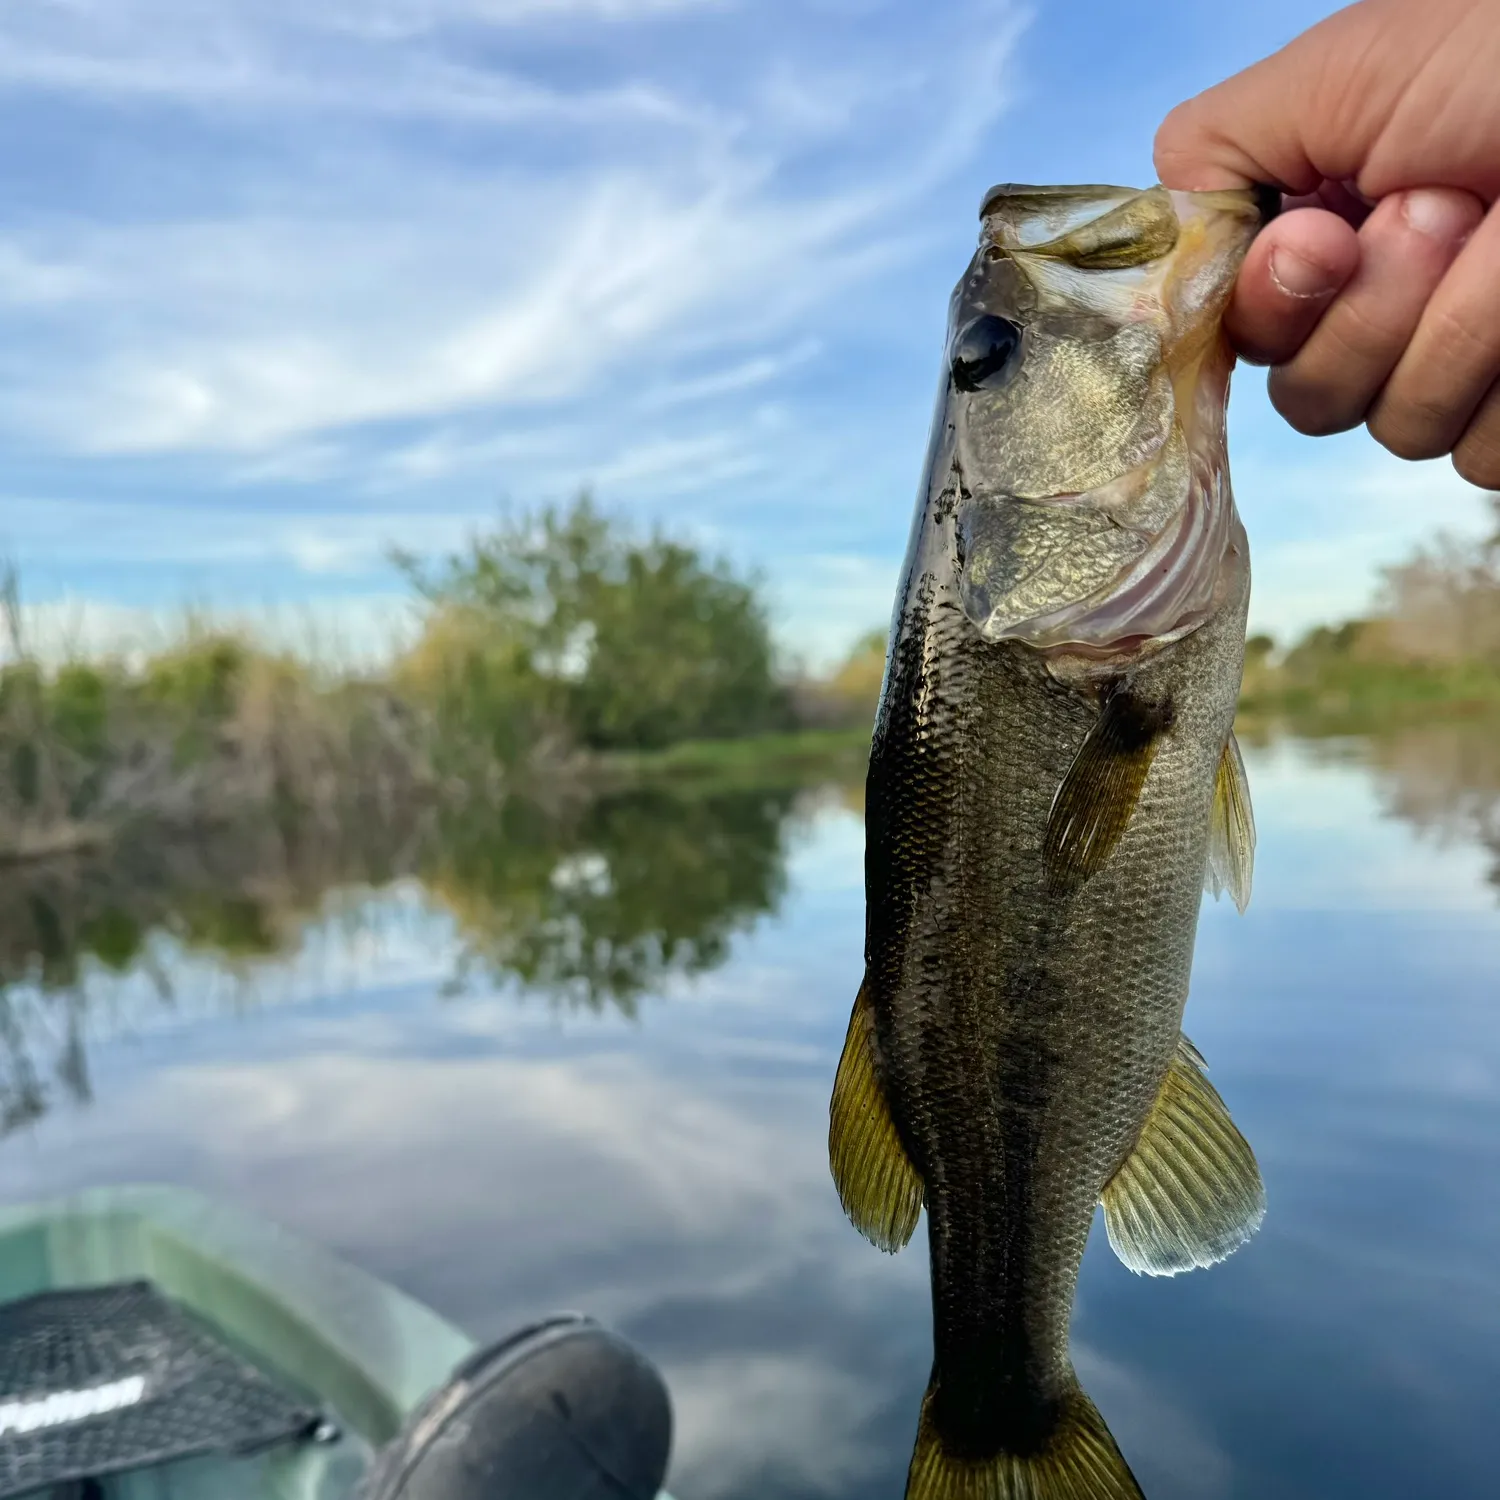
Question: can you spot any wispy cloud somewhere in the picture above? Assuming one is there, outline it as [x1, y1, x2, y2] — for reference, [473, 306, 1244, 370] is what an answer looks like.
[0, 2, 725, 120]
[0, 1, 1022, 461]
[0, 0, 1032, 667]
[2, 0, 1459, 650]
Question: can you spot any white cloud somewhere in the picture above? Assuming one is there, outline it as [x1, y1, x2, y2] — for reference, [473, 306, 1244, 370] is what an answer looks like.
[0, 3, 722, 121]
[4, 172, 900, 454]
[0, 2, 1024, 459]
[13, 590, 421, 669]
[667, 1351, 881, 1498]
[1075, 1348, 1234, 1500]
[1236, 434, 1496, 641]
[3, 494, 477, 571]
[0, 0, 1039, 662]
[770, 552, 899, 670]
[0, 243, 94, 305]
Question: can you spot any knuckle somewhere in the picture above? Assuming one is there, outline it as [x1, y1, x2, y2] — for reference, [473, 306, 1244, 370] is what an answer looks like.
[1425, 303, 1500, 374]
[1453, 449, 1500, 489]
[1369, 379, 1471, 459]
[1454, 413, 1500, 488]
[1325, 296, 1406, 357]
[1370, 414, 1448, 462]
[1268, 371, 1362, 438]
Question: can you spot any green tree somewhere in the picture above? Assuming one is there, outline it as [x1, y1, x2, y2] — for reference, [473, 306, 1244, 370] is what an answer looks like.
[398, 493, 788, 753]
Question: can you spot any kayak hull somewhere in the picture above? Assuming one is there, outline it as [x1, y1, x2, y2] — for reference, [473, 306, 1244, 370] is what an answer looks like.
[0, 1185, 476, 1500]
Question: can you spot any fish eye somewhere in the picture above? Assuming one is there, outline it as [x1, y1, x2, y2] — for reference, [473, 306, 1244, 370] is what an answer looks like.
[951, 315, 1023, 392]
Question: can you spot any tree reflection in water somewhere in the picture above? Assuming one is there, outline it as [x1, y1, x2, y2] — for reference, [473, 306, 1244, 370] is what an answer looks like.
[14, 716, 1500, 1137]
[1363, 719, 1500, 892]
[0, 777, 821, 1130]
[430, 785, 797, 1013]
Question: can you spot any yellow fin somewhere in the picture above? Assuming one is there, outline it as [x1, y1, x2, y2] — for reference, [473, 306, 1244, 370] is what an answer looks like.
[1043, 687, 1172, 892]
[1204, 731, 1255, 913]
[906, 1373, 1144, 1500]
[1102, 1035, 1265, 1277]
[829, 982, 923, 1253]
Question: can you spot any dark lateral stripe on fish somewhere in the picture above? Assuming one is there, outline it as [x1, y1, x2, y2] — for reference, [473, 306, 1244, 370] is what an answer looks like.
[927, 994, 1070, 1457]
[1042, 685, 1173, 893]
[863, 580, 965, 989]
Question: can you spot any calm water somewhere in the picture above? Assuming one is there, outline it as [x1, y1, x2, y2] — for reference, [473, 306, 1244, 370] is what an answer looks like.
[1, 731, 1497, 1500]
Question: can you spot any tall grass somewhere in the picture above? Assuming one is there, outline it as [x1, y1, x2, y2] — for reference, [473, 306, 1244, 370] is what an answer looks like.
[0, 573, 438, 862]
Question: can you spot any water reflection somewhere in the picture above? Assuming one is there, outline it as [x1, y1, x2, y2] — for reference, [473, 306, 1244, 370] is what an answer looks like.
[0, 780, 812, 1130]
[1363, 719, 1500, 890]
[0, 731, 1496, 1500]
[432, 784, 797, 1012]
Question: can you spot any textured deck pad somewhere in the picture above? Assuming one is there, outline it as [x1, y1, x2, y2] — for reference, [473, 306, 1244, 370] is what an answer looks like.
[0, 1279, 320, 1497]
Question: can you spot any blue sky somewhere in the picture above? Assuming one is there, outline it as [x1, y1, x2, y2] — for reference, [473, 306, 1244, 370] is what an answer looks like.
[0, 0, 1492, 668]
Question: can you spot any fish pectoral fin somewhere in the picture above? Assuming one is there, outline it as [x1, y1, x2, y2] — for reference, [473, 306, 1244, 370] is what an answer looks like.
[1043, 685, 1172, 892]
[907, 1369, 1145, 1500]
[1102, 1034, 1265, 1276]
[1204, 730, 1256, 913]
[829, 981, 923, 1253]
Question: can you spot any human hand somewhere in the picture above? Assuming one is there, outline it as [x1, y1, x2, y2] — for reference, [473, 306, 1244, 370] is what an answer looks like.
[1155, 0, 1500, 486]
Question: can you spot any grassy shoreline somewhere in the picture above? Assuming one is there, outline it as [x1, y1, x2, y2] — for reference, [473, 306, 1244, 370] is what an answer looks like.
[1237, 647, 1500, 738]
[597, 726, 870, 781]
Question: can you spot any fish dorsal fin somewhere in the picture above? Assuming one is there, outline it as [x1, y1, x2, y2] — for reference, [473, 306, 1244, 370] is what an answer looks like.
[1101, 1034, 1265, 1276]
[829, 982, 923, 1252]
[1043, 685, 1172, 892]
[1204, 730, 1255, 913]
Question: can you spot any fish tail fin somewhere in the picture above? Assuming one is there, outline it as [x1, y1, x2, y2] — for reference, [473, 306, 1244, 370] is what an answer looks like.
[905, 1373, 1144, 1500]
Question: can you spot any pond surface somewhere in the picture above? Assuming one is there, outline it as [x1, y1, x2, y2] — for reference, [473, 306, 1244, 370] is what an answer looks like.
[0, 729, 1497, 1500]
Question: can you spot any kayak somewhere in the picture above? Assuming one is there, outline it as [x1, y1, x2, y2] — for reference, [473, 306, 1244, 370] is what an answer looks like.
[0, 1185, 673, 1500]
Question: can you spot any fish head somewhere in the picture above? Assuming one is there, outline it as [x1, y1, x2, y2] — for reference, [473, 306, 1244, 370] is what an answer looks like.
[937, 182, 1265, 659]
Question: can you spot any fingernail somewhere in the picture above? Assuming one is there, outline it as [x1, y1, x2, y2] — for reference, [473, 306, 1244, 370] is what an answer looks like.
[1402, 187, 1480, 243]
[1268, 248, 1341, 300]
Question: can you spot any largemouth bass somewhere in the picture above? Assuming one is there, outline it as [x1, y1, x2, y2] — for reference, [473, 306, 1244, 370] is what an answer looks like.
[829, 182, 1273, 1500]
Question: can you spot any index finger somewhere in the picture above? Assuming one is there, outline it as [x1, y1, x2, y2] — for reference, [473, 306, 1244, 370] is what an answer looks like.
[1154, 4, 1387, 193]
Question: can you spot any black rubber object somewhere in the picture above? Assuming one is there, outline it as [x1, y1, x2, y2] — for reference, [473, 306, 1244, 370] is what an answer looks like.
[0, 1280, 319, 1498]
[358, 1313, 672, 1500]
[1253, 182, 1283, 224]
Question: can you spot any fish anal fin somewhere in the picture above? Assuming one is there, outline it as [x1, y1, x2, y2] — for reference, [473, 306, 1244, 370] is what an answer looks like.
[1204, 730, 1255, 913]
[1102, 1034, 1265, 1277]
[906, 1372, 1144, 1500]
[1044, 685, 1172, 892]
[829, 982, 923, 1253]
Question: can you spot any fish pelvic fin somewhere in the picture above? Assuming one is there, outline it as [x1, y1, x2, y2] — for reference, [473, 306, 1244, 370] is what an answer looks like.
[1043, 685, 1172, 893]
[1102, 1034, 1265, 1276]
[829, 980, 924, 1252]
[1204, 730, 1255, 913]
[906, 1371, 1145, 1500]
